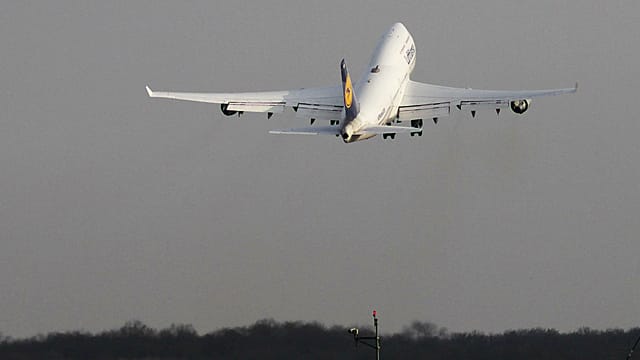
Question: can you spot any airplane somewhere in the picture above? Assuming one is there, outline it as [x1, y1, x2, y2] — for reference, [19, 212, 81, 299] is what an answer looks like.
[146, 22, 577, 143]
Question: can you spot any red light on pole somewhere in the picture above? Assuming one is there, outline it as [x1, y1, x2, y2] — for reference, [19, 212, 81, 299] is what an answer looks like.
[372, 310, 377, 318]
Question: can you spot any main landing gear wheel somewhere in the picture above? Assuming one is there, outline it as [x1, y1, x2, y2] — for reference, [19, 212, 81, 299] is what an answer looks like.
[410, 119, 423, 137]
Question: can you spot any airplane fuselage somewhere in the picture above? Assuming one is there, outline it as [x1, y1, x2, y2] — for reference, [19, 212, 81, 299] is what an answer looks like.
[341, 23, 416, 143]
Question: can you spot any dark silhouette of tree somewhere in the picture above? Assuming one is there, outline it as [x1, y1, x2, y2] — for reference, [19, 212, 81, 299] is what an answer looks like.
[401, 320, 449, 339]
[0, 320, 638, 359]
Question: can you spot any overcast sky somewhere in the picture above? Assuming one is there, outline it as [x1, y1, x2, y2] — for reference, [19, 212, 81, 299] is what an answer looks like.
[1, 1, 639, 338]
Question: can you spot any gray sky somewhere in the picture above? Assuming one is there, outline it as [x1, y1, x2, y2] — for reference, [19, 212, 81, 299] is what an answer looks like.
[1, 1, 639, 338]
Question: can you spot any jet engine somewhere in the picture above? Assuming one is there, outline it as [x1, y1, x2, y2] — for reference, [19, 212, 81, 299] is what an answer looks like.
[220, 104, 238, 116]
[510, 99, 530, 114]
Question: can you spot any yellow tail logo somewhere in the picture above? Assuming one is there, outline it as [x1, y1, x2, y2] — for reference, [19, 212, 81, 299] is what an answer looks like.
[344, 74, 353, 109]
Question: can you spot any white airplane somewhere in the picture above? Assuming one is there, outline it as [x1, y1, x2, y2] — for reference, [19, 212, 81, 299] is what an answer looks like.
[146, 22, 576, 143]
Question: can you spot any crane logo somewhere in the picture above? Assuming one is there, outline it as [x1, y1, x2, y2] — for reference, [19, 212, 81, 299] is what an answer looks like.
[344, 74, 353, 109]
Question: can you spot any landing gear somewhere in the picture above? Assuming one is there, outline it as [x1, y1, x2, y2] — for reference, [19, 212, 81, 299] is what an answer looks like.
[410, 119, 423, 137]
[330, 120, 340, 126]
[382, 133, 395, 140]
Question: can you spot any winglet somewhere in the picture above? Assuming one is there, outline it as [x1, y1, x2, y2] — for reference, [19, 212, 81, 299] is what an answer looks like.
[574, 82, 579, 92]
[145, 86, 154, 97]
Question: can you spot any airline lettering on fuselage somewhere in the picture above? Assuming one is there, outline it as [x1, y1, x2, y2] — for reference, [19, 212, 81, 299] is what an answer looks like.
[405, 44, 415, 64]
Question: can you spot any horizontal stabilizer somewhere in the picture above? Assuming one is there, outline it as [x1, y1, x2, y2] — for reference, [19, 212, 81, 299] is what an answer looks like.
[269, 126, 341, 136]
[359, 125, 422, 135]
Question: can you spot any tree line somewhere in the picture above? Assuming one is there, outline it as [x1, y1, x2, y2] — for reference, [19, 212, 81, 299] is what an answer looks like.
[1, 319, 638, 359]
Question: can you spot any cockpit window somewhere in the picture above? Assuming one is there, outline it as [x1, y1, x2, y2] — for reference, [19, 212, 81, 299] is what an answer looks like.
[370, 65, 380, 73]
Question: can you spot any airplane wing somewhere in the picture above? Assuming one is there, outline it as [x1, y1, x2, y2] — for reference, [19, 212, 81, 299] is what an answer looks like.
[398, 80, 577, 121]
[269, 126, 341, 136]
[146, 85, 343, 120]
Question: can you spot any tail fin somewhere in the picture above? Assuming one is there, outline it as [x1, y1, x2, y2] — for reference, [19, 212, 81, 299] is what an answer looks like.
[341, 59, 360, 122]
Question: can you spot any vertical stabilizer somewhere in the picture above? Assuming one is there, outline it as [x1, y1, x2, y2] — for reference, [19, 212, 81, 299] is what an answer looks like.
[340, 59, 360, 122]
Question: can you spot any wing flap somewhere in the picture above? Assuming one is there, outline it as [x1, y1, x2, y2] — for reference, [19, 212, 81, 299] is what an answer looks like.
[294, 103, 343, 121]
[226, 102, 286, 113]
[398, 102, 450, 121]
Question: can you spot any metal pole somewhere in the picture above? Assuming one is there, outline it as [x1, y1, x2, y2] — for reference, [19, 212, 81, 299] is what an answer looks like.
[627, 332, 640, 360]
[347, 311, 381, 359]
[374, 312, 380, 360]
